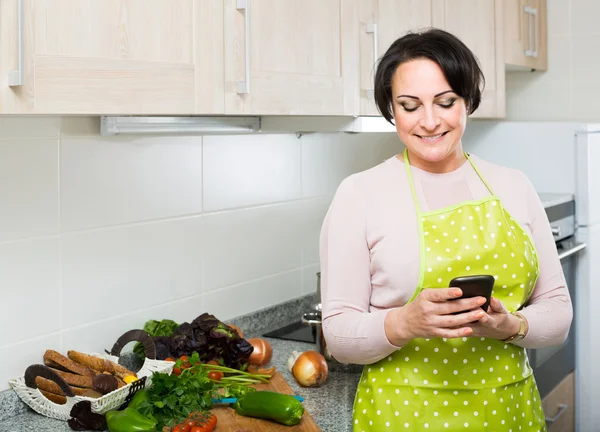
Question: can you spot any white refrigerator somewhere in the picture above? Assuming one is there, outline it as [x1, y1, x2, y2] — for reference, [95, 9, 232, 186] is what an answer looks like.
[574, 125, 600, 432]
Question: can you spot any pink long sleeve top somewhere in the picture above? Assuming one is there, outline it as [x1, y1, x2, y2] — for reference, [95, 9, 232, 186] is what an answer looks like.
[320, 154, 573, 365]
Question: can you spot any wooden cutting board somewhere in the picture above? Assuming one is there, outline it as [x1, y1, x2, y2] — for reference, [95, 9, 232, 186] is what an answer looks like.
[212, 372, 321, 431]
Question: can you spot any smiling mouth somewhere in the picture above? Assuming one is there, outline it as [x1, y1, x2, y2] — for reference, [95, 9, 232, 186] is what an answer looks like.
[415, 131, 449, 140]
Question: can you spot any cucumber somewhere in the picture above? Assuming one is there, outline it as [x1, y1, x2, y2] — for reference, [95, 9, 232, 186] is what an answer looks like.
[232, 390, 305, 426]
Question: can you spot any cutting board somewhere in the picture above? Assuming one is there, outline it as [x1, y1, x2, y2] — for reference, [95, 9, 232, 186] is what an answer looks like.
[212, 372, 322, 431]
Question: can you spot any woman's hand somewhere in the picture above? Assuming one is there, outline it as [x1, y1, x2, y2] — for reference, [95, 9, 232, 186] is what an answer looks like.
[385, 288, 487, 346]
[464, 297, 522, 340]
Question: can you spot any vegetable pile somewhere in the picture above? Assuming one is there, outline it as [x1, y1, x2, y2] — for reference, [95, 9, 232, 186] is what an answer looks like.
[136, 314, 253, 369]
[135, 351, 271, 430]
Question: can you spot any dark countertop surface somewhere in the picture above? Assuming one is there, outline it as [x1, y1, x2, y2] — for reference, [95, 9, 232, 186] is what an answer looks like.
[0, 337, 364, 432]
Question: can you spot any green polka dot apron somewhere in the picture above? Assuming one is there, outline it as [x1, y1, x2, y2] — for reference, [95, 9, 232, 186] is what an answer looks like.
[352, 150, 547, 431]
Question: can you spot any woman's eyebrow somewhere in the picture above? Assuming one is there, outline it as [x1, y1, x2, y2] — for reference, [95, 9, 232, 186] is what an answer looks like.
[396, 90, 454, 100]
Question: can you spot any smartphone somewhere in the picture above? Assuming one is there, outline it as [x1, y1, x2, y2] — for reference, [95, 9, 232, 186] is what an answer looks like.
[448, 275, 495, 313]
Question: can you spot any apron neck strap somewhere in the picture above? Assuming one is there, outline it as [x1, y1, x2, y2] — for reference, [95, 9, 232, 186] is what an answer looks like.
[402, 148, 496, 215]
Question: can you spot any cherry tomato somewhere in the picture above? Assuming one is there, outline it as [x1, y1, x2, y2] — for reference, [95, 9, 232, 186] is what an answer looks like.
[207, 371, 224, 381]
[165, 357, 175, 362]
[172, 426, 182, 432]
[181, 420, 196, 432]
[173, 367, 181, 376]
[179, 355, 191, 369]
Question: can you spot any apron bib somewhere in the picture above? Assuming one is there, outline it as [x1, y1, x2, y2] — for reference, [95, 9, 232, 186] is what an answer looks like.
[352, 151, 547, 431]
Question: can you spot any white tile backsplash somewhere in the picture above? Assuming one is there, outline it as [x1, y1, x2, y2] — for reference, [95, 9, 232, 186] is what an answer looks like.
[203, 202, 303, 292]
[0, 139, 59, 242]
[61, 216, 203, 328]
[60, 136, 203, 231]
[203, 134, 302, 211]
[0, 237, 60, 346]
[0, 116, 417, 391]
[203, 270, 302, 322]
[0, 334, 61, 392]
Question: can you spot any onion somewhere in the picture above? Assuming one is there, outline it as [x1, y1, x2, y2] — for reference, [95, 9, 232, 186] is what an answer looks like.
[291, 350, 328, 387]
[287, 351, 302, 372]
[247, 338, 273, 366]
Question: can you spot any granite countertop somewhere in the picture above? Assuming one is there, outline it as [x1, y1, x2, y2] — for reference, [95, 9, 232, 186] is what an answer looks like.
[0, 296, 364, 432]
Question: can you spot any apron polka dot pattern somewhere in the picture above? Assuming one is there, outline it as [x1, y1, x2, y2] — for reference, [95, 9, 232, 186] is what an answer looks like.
[352, 152, 547, 431]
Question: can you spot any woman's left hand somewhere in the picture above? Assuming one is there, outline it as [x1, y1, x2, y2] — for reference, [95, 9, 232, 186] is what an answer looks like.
[463, 297, 521, 340]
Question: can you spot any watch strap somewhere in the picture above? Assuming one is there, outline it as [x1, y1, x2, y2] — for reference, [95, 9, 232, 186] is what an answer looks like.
[503, 311, 527, 343]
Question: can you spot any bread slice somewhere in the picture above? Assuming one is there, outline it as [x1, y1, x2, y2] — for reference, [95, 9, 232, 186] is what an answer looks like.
[39, 389, 67, 405]
[43, 350, 95, 377]
[67, 350, 136, 380]
[47, 368, 93, 388]
[35, 376, 89, 397]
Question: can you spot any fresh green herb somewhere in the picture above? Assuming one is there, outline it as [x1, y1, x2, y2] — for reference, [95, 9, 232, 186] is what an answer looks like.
[137, 351, 272, 429]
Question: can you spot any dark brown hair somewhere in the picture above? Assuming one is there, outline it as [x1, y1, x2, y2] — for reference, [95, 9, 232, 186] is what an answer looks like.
[373, 28, 485, 124]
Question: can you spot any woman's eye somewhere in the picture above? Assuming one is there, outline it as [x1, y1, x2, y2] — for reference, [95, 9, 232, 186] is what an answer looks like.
[402, 105, 418, 112]
[439, 99, 457, 109]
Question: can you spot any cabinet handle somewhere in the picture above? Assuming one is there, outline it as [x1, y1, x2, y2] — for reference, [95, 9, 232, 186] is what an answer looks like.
[236, 0, 250, 95]
[531, 7, 539, 57]
[545, 403, 568, 424]
[365, 23, 378, 100]
[523, 6, 534, 57]
[8, 0, 24, 87]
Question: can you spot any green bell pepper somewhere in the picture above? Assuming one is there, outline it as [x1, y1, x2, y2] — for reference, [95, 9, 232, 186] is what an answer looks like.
[105, 407, 157, 432]
[127, 389, 150, 412]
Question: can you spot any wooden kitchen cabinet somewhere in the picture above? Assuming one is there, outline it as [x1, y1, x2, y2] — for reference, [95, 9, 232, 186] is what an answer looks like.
[0, 0, 219, 115]
[504, 0, 547, 71]
[223, 0, 359, 116]
[358, 0, 433, 115]
[542, 371, 575, 432]
[432, 0, 505, 119]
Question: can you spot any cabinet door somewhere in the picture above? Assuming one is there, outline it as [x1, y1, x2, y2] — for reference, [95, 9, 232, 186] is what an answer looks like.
[1, 0, 204, 115]
[504, 0, 547, 71]
[359, 0, 432, 115]
[542, 372, 574, 432]
[432, 0, 505, 118]
[224, 0, 359, 115]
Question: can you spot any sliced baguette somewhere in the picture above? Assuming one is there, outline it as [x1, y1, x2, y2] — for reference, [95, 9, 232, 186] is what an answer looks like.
[67, 350, 136, 380]
[43, 350, 95, 377]
[47, 368, 94, 388]
[39, 389, 67, 405]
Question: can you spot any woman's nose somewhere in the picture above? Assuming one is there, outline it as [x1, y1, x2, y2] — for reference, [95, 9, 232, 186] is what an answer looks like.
[419, 107, 441, 131]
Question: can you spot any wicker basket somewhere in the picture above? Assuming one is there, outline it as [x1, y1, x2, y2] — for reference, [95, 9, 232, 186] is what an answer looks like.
[8, 329, 174, 421]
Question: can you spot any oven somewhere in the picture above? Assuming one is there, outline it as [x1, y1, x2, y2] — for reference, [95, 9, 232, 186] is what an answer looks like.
[527, 196, 586, 401]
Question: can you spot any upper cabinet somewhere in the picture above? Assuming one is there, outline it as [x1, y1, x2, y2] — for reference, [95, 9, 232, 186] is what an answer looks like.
[0, 0, 541, 119]
[0, 0, 215, 115]
[223, 0, 359, 115]
[504, 0, 548, 71]
[359, 0, 432, 116]
[432, 0, 505, 119]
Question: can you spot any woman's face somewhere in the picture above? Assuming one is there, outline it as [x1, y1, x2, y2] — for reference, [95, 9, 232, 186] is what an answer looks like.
[391, 58, 468, 172]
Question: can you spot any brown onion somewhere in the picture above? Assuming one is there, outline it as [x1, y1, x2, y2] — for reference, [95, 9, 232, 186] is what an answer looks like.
[247, 338, 273, 366]
[291, 350, 328, 387]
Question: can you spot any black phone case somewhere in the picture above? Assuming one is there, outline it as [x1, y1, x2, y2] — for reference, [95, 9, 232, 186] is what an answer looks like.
[448, 275, 495, 313]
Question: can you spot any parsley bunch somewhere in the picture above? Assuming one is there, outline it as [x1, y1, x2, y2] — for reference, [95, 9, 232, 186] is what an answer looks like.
[138, 352, 217, 429]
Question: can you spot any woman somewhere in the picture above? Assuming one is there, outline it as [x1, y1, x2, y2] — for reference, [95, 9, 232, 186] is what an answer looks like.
[320, 28, 572, 431]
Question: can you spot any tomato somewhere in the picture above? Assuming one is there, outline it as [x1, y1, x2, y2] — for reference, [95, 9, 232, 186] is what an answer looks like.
[181, 420, 196, 432]
[179, 355, 191, 369]
[173, 367, 182, 376]
[207, 371, 224, 381]
[165, 357, 175, 362]
[172, 426, 182, 432]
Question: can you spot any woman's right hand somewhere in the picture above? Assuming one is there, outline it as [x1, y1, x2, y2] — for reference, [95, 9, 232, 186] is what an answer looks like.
[384, 288, 486, 346]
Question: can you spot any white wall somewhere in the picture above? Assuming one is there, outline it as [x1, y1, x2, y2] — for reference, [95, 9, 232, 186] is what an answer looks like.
[463, 120, 581, 194]
[0, 116, 401, 391]
[505, 0, 600, 121]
